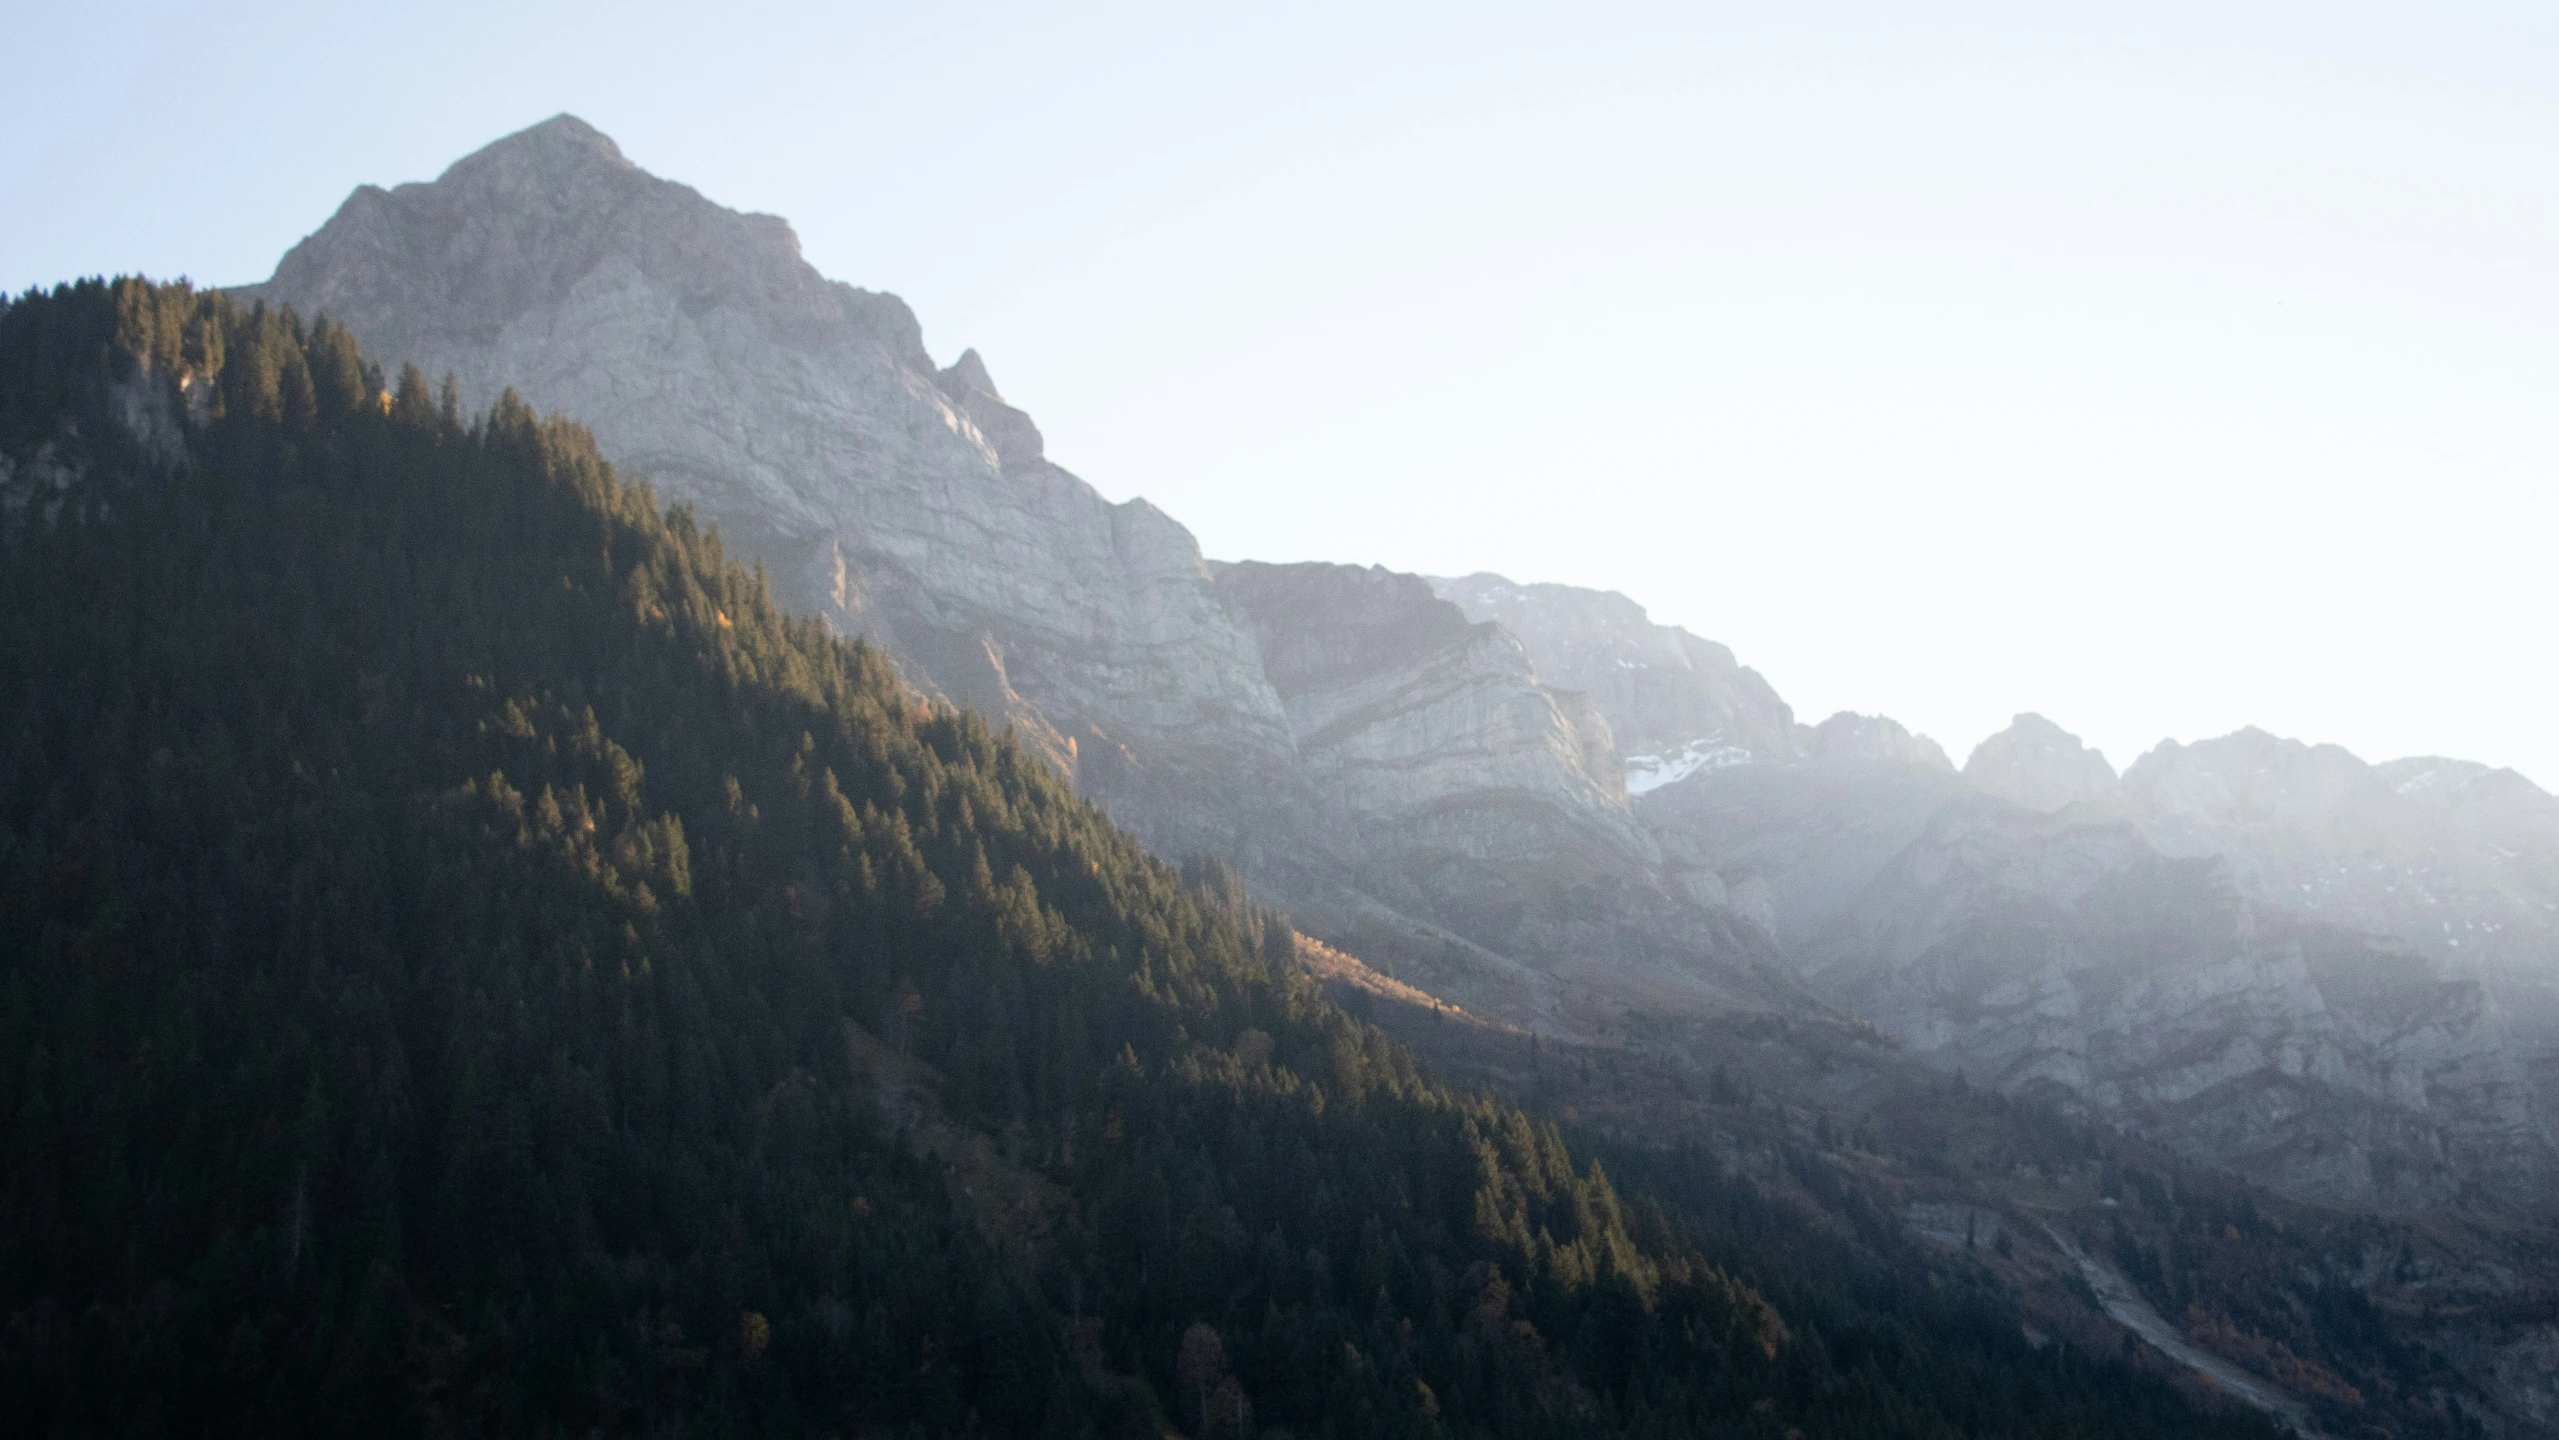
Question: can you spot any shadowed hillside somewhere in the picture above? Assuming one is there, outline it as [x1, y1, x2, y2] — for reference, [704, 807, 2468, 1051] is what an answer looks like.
[0, 278, 2285, 1439]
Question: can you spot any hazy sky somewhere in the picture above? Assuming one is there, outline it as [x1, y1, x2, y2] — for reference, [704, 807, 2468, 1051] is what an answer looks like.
[11, 1, 2557, 785]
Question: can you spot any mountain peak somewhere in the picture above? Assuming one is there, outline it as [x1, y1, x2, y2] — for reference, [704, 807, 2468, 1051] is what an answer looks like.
[1808, 711, 1954, 771]
[1965, 712, 2118, 811]
[441, 113, 633, 185]
[936, 347, 1002, 404]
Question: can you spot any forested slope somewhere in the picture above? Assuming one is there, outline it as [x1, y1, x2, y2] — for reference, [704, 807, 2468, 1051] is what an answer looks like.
[0, 279, 2277, 1439]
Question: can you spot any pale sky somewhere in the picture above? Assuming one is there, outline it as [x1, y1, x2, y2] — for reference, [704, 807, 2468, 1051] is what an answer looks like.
[10, 1, 2556, 786]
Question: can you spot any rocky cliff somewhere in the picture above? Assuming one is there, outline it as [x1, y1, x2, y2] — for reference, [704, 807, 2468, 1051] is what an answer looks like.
[1964, 712, 2121, 811]
[2117, 728, 2559, 1127]
[237, 113, 2559, 1217]
[1215, 561, 1799, 1020]
[1801, 796, 2552, 1211]
[238, 114, 1305, 867]
[240, 116, 1804, 1030]
[2120, 730, 2559, 974]
[1806, 711, 1956, 770]
[1431, 573, 1805, 783]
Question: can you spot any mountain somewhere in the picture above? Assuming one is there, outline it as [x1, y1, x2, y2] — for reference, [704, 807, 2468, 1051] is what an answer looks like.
[1965, 713, 2121, 812]
[236, 115, 1809, 1034]
[0, 276, 2296, 1440]
[237, 113, 1302, 871]
[1430, 572, 1806, 780]
[1630, 735, 2559, 1214]
[204, 112, 2559, 1424]
[2117, 729, 2559, 1154]
[1801, 797, 2549, 1211]
[2120, 730, 2559, 991]
[1212, 562, 1798, 1026]
[1807, 711, 1957, 771]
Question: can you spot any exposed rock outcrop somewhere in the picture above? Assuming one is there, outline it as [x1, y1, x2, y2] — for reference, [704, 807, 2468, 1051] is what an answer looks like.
[1801, 798, 2553, 1212]
[238, 115, 1800, 1030]
[1431, 572, 1803, 772]
[1807, 711, 1955, 771]
[237, 113, 1304, 868]
[1215, 561, 1797, 1016]
[1965, 713, 2120, 811]
[1639, 728, 2558, 1211]
[1642, 755, 1970, 949]
[2118, 729, 2559, 1128]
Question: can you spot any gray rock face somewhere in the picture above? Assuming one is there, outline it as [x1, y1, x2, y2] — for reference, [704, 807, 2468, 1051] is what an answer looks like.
[1802, 798, 2553, 1211]
[1215, 561, 1795, 1014]
[1430, 573, 1804, 778]
[239, 114, 1302, 864]
[1807, 711, 1955, 771]
[2117, 729, 2559, 1126]
[1964, 713, 2120, 811]
[1638, 728, 2559, 1211]
[1642, 756, 1969, 948]
[2120, 731, 2559, 971]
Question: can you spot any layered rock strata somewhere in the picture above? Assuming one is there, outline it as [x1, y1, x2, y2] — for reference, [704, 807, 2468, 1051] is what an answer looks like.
[1431, 572, 1805, 769]
[1215, 561, 1797, 1016]
[1802, 797, 2552, 1211]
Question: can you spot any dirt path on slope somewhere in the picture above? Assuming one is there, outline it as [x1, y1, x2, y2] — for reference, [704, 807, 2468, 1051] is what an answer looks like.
[2042, 1222, 2329, 1438]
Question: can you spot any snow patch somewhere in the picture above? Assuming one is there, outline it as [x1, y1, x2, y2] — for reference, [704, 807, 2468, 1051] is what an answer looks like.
[1626, 735, 1751, 796]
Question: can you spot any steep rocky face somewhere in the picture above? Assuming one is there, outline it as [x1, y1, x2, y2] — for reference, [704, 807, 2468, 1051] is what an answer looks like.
[1430, 573, 1804, 780]
[1964, 713, 2120, 811]
[2120, 731, 2559, 969]
[238, 114, 1301, 863]
[1806, 711, 1956, 770]
[1801, 798, 2554, 1212]
[2118, 729, 2559, 1121]
[1214, 561, 1795, 1017]
[1638, 734, 2557, 1211]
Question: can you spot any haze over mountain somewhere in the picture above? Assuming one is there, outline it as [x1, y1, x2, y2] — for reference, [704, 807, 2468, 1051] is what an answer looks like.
[3, 111, 2539, 1433]
[21, 5, 2559, 798]
[24, 278, 2245, 1439]
[234, 117, 2559, 1223]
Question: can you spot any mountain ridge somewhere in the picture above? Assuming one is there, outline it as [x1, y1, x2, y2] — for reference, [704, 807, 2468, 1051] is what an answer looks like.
[233, 115, 2559, 1226]
[0, 272, 2332, 1440]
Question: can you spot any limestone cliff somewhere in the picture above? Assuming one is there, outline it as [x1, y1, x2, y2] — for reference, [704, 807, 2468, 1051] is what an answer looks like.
[1802, 797, 2553, 1212]
[1806, 711, 1956, 771]
[237, 114, 1303, 865]
[2118, 728, 2559, 1127]
[1430, 573, 1804, 788]
[236, 115, 1799, 1026]
[1215, 561, 1797, 1017]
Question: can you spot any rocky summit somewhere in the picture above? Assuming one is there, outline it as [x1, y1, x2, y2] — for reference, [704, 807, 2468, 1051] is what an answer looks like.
[243, 117, 1304, 866]
[1964, 712, 2121, 811]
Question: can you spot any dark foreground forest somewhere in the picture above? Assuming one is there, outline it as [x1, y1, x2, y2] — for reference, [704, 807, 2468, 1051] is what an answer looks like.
[0, 279, 2280, 1437]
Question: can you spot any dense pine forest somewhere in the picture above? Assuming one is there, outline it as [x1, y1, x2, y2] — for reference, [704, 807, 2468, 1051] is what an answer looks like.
[0, 278, 2283, 1437]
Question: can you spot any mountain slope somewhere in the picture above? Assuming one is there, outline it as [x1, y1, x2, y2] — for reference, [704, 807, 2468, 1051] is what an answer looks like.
[238, 114, 1821, 1038]
[1213, 562, 1797, 1025]
[1800, 797, 2551, 1212]
[2121, 732, 2559, 1064]
[1430, 572, 1806, 774]
[235, 112, 1304, 871]
[0, 278, 2283, 1439]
